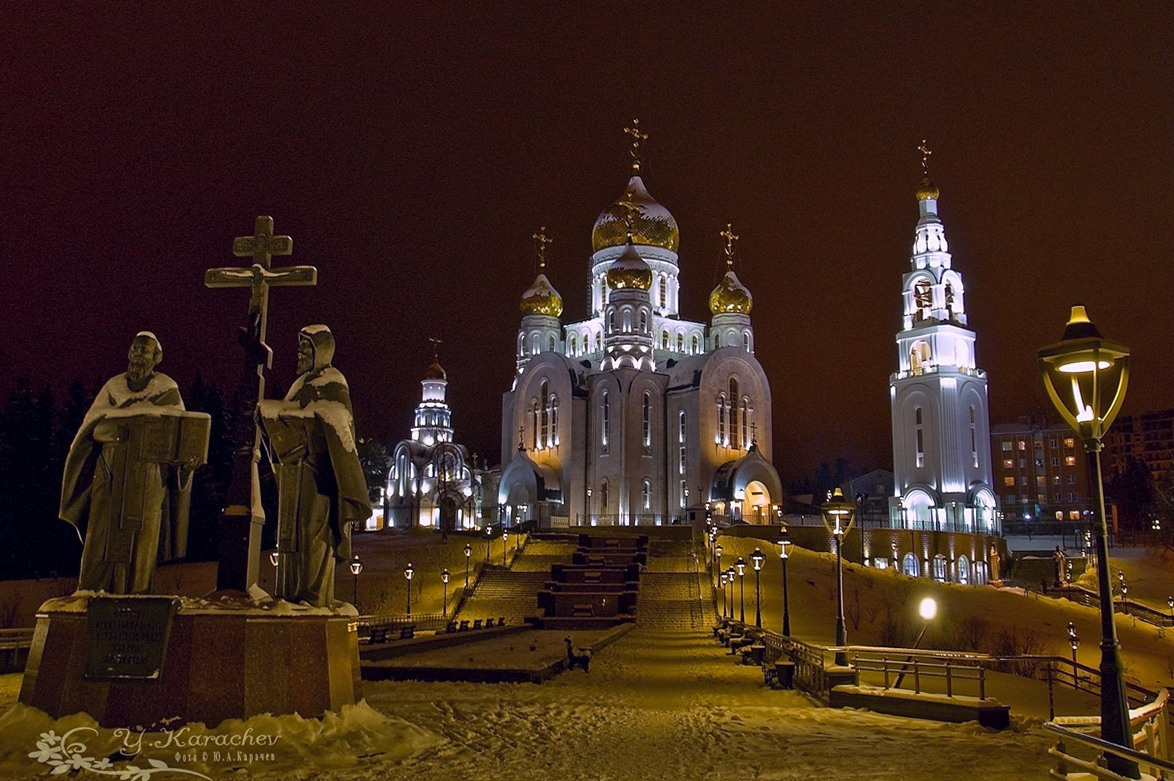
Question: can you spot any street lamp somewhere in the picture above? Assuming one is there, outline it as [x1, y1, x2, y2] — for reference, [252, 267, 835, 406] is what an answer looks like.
[404, 562, 414, 615]
[485, 524, 492, 564]
[777, 531, 793, 636]
[821, 487, 857, 665]
[894, 597, 938, 688]
[734, 557, 747, 624]
[1039, 304, 1135, 778]
[714, 544, 723, 589]
[268, 548, 280, 567]
[1167, 596, 1173, 625]
[891, 541, 899, 573]
[750, 548, 765, 628]
[441, 568, 450, 617]
[349, 554, 363, 609]
[1068, 621, 1080, 666]
[719, 572, 729, 618]
[726, 565, 736, 621]
[502, 528, 509, 565]
[464, 543, 472, 588]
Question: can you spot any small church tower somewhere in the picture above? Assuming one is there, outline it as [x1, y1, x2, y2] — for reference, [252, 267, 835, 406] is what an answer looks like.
[889, 142, 998, 540]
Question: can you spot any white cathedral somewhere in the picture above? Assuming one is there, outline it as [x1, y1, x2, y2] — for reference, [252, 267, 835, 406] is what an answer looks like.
[496, 123, 783, 527]
[888, 152, 998, 534]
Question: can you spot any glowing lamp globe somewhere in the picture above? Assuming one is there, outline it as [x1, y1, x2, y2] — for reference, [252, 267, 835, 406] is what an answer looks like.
[1038, 305, 1129, 443]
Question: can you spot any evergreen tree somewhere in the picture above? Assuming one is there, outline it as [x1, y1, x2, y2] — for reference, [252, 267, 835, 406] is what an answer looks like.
[1106, 456, 1157, 532]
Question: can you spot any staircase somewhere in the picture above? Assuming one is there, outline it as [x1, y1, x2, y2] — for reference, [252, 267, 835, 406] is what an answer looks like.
[637, 538, 714, 630]
[458, 538, 578, 624]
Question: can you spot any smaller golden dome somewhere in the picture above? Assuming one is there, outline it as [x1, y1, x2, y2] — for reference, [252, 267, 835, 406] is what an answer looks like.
[916, 176, 940, 201]
[423, 362, 446, 380]
[709, 270, 753, 315]
[606, 243, 653, 291]
[520, 273, 563, 317]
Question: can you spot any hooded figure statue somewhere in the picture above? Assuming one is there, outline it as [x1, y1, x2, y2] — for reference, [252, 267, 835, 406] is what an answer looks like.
[60, 332, 205, 594]
[259, 325, 371, 607]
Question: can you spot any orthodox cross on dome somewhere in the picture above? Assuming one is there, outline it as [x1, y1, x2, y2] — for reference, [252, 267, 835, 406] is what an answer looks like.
[918, 139, 933, 178]
[428, 336, 443, 363]
[624, 119, 648, 174]
[531, 226, 552, 270]
[720, 223, 740, 268]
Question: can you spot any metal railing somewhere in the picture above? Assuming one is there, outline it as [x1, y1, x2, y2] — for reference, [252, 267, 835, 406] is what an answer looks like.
[850, 648, 988, 699]
[1047, 690, 1174, 779]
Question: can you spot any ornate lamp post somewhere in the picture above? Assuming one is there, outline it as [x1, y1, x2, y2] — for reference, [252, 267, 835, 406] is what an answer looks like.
[404, 562, 414, 616]
[464, 543, 472, 588]
[502, 528, 509, 565]
[1068, 622, 1080, 667]
[725, 565, 736, 621]
[714, 543, 724, 589]
[441, 568, 450, 617]
[1167, 596, 1173, 625]
[1039, 305, 1135, 778]
[485, 524, 492, 564]
[349, 554, 363, 609]
[777, 531, 793, 636]
[719, 572, 729, 618]
[734, 557, 747, 623]
[750, 548, 765, 628]
[821, 487, 857, 665]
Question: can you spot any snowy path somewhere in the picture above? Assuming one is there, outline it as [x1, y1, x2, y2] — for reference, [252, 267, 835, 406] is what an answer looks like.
[310, 629, 1054, 781]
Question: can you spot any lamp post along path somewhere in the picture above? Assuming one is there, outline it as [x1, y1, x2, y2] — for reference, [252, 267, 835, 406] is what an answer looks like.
[1039, 305, 1137, 779]
[778, 532, 793, 636]
[821, 487, 857, 666]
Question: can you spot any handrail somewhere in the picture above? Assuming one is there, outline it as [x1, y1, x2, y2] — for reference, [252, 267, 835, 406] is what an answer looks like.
[1046, 720, 1174, 778]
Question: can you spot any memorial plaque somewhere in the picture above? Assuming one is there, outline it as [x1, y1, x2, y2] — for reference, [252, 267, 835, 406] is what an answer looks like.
[84, 596, 179, 681]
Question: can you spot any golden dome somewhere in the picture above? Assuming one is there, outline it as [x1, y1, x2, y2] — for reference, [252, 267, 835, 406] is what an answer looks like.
[916, 176, 940, 201]
[519, 273, 563, 317]
[709, 270, 753, 315]
[591, 175, 679, 252]
[423, 361, 446, 380]
[606, 242, 653, 290]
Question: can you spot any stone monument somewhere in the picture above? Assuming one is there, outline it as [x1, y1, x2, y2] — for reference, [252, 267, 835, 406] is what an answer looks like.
[20, 217, 364, 729]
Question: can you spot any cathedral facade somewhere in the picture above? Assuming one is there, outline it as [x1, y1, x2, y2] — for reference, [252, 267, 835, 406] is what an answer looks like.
[888, 157, 998, 536]
[497, 126, 783, 528]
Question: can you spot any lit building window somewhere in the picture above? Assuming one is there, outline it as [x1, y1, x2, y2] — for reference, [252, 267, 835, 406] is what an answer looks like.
[914, 406, 924, 468]
[642, 479, 651, 511]
[601, 391, 609, 448]
[969, 406, 978, 467]
[1065, 456, 1076, 466]
[677, 333, 684, 352]
[642, 392, 652, 447]
[692, 335, 699, 353]
[662, 331, 669, 349]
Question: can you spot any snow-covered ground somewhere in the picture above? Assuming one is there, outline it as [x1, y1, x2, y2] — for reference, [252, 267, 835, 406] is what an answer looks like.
[0, 628, 1055, 780]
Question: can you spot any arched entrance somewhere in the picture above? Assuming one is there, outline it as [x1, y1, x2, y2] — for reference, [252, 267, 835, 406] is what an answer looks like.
[744, 480, 772, 524]
[439, 494, 459, 532]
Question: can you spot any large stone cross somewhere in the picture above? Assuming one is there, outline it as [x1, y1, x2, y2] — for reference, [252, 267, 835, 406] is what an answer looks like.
[204, 215, 318, 592]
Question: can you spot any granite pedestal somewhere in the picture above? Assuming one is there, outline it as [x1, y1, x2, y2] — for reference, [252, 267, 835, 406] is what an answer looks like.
[19, 593, 361, 728]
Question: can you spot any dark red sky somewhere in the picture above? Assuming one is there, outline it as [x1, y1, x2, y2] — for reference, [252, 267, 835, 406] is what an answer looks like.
[2, 3, 1170, 485]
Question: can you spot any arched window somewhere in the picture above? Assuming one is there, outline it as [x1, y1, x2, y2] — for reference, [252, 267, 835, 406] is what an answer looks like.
[642, 391, 651, 447]
[569, 334, 578, 355]
[594, 332, 601, 352]
[729, 379, 740, 450]
[691, 334, 699, 354]
[550, 396, 559, 447]
[601, 391, 610, 448]
[639, 310, 647, 333]
[957, 554, 971, 585]
[714, 334, 722, 349]
[530, 400, 539, 451]
[902, 553, 920, 577]
[945, 282, 957, 315]
[914, 406, 925, 468]
[677, 333, 684, 352]
[518, 334, 525, 355]
[600, 480, 609, 512]
[608, 311, 615, 334]
[662, 331, 669, 349]
[717, 393, 727, 445]
[742, 331, 750, 351]
[969, 405, 978, 467]
[539, 381, 550, 449]
[678, 410, 687, 443]
[549, 335, 556, 352]
[659, 273, 667, 308]
[741, 398, 750, 447]
[913, 279, 932, 319]
[642, 478, 652, 511]
[623, 311, 631, 333]
[932, 554, 948, 582]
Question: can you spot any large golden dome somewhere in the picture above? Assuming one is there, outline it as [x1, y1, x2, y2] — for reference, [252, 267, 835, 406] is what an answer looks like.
[916, 176, 940, 201]
[519, 273, 563, 317]
[591, 175, 679, 252]
[709, 270, 753, 315]
[606, 242, 653, 290]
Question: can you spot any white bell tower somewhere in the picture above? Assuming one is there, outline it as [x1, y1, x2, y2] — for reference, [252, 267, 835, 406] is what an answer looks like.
[889, 142, 998, 535]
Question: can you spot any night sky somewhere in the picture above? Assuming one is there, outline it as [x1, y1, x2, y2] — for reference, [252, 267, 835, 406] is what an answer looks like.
[2, 3, 1170, 485]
